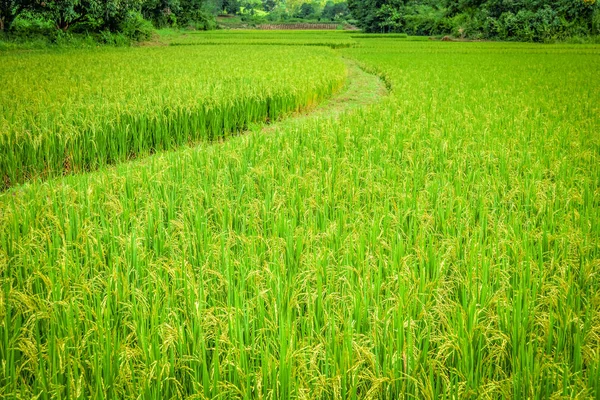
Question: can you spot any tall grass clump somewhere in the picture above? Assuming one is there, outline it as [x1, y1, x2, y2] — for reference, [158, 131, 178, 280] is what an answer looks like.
[0, 45, 346, 189]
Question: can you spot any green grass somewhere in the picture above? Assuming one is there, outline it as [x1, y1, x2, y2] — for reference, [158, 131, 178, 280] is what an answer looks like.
[1, 33, 599, 399]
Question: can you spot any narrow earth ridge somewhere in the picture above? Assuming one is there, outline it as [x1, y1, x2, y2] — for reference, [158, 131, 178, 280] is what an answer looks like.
[260, 58, 388, 135]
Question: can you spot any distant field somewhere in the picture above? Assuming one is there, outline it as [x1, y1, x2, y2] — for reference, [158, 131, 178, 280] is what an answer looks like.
[165, 29, 358, 47]
[1, 32, 599, 399]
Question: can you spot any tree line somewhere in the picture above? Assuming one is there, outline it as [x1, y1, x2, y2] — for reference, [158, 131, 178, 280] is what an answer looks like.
[1, 0, 598, 41]
[0, 0, 350, 36]
[0, 0, 216, 37]
[217, 0, 350, 22]
[348, 0, 599, 41]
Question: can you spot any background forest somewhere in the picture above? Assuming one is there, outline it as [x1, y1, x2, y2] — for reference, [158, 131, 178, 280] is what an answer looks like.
[1, 0, 599, 45]
[348, 0, 600, 40]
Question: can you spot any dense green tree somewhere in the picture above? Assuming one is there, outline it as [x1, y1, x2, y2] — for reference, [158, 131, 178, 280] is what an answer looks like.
[262, 0, 276, 11]
[179, 0, 211, 24]
[321, 0, 335, 19]
[142, 0, 180, 26]
[348, 0, 599, 39]
[31, 0, 144, 31]
[0, 0, 36, 31]
[1, 0, 217, 35]
[376, 0, 446, 35]
[142, 0, 215, 27]
[321, 1, 349, 20]
[295, 2, 315, 17]
[240, 0, 261, 14]
[347, 0, 386, 32]
[222, 0, 241, 13]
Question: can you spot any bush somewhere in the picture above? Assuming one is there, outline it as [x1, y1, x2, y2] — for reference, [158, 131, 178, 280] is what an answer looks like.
[10, 13, 54, 37]
[184, 11, 218, 30]
[240, 13, 268, 26]
[98, 31, 131, 46]
[119, 11, 154, 42]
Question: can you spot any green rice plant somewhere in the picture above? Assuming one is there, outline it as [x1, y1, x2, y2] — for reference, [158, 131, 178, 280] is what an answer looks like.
[350, 33, 410, 39]
[0, 45, 346, 189]
[0, 34, 599, 399]
[164, 30, 357, 48]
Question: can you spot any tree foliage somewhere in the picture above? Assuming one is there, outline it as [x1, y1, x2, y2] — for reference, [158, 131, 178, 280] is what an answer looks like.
[1, 0, 355, 33]
[0, 0, 35, 31]
[262, 0, 276, 11]
[321, 0, 350, 20]
[295, 2, 315, 18]
[347, 0, 600, 40]
[347, 0, 386, 31]
[5, 0, 595, 40]
[31, 0, 144, 31]
[0, 0, 216, 32]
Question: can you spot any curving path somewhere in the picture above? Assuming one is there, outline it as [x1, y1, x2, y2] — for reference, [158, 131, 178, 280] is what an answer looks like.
[260, 58, 388, 135]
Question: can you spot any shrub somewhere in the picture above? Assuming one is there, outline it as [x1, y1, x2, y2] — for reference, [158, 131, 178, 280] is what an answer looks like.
[10, 13, 54, 37]
[98, 30, 131, 46]
[119, 11, 154, 42]
[184, 10, 218, 30]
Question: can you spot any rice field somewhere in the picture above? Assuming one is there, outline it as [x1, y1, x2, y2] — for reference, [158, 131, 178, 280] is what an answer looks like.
[1, 32, 599, 399]
[0, 45, 345, 188]
[165, 30, 357, 48]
